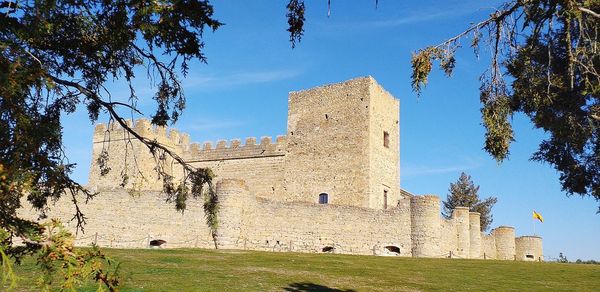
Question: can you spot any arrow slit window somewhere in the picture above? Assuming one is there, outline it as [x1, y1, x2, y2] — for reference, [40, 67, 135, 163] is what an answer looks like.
[384, 131, 390, 148]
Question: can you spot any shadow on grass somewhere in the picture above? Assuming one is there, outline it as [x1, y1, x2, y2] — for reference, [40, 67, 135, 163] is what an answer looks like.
[284, 282, 357, 292]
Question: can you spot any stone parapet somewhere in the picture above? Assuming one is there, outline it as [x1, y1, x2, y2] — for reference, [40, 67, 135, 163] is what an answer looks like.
[183, 136, 286, 162]
[93, 118, 189, 149]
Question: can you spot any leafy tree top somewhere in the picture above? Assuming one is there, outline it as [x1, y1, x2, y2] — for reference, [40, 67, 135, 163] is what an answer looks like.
[2, 1, 224, 289]
[410, 0, 600, 208]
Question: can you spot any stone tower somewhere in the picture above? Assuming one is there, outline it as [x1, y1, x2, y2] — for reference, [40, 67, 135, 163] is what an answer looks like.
[282, 76, 400, 209]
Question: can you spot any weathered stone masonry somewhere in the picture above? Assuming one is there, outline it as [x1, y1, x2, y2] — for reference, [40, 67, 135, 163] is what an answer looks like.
[19, 77, 543, 260]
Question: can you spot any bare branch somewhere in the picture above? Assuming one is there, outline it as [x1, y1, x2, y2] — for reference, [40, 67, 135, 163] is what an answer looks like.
[579, 7, 600, 18]
[105, 101, 143, 116]
[48, 75, 197, 176]
[429, 1, 521, 50]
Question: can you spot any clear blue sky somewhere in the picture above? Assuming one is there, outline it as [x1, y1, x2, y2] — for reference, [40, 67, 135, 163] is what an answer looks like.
[61, 1, 599, 261]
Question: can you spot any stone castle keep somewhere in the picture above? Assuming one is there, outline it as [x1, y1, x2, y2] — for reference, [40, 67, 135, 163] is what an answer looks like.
[21, 77, 543, 260]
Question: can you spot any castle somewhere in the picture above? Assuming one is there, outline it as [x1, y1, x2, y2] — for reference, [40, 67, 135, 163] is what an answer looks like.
[21, 77, 543, 260]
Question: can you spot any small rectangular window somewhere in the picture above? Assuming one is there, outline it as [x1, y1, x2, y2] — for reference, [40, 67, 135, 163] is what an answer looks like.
[383, 131, 390, 148]
[383, 190, 388, 209]
[319, 193, 328, 204]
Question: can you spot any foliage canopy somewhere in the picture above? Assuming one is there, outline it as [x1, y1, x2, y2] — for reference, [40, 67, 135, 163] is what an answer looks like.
[410, 0, 600, 209]
[1, 0, 224, 289]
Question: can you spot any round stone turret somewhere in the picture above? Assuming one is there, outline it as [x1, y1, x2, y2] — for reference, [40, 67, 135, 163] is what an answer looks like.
[516, 236, 543, 261]
[469, 212, 482, 259]
[215, 179, 252, 249]
[452, 207, 470, 258]
[410, 195, 441, 257]
[494, 226, 516, 260]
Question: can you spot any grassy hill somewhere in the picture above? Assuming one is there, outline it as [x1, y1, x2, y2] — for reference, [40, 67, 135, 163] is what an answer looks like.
[9, 248, 600, 291]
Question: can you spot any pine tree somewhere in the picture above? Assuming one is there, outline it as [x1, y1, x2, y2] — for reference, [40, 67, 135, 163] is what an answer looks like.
[443, 172, 498, 231]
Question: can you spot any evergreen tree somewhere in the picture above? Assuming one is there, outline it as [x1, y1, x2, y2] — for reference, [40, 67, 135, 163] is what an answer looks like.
[443, 173, 498, 231]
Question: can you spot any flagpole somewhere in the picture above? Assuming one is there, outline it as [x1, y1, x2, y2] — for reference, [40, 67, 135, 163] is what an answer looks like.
[532, 210, 536, 236]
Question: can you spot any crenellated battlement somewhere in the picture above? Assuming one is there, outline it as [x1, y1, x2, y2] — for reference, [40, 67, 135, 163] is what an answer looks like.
[93, 118, 191, 149]
[183, 135, 286, 162]
[92, 118, 286, 164]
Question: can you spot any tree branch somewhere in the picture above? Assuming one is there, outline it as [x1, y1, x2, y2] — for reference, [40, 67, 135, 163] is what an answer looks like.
[579, 7, 600, 18]
[429, 1, 521, 50]
[105, 101, 144, 115]
[49, 76, 194, 170]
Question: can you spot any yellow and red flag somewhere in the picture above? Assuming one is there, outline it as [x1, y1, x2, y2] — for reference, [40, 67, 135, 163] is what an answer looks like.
[533, 210, 544, 223]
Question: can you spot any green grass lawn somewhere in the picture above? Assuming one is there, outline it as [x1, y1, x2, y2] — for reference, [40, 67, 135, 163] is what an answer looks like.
[8, 248, 600, 291]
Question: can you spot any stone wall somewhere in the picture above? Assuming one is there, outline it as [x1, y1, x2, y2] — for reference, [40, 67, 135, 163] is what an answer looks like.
[183, 136, 286, 162]
[221, 180, 413, 255]
[18, 179, 541, 261]
[481, 234, 497, 259]
[20, 179, 412, 256]
[185, 136, 286, 200]
[439, 209, 479, 259]
[18, 190, 215, 249]
[440, 218, 456, 258]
